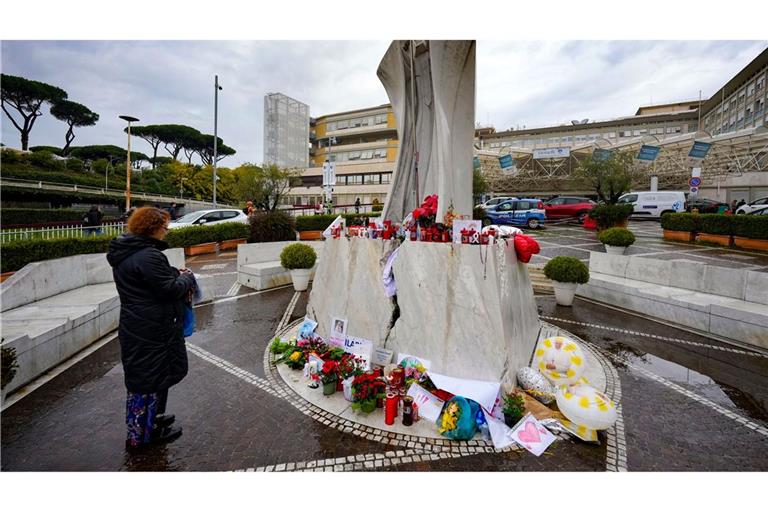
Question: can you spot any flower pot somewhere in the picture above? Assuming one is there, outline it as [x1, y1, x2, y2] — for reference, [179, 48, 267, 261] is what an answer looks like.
[733, 237, 768, 252]
[359, 399, 377, 414]
[698, 233, 732, 247]
[299, 230, 323, 241]
[289, 268, 312, 291]
[322, 380, 337, 396]
[184, 242, 218, 256]
[604, 244, 627, 255]
[504, 413, 522, 428]
[219, 238, 247, 251]
[342, 377, 355, 401]
[663, 229, 696, 243]
[553, 281, 578, 306]
[0, 271, 16, 283]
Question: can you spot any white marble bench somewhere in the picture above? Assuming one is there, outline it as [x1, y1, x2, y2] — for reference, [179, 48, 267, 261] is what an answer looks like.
[0, 249, 184, 396]
[577, 252, 768, 350]
[237, 241, 324, 291]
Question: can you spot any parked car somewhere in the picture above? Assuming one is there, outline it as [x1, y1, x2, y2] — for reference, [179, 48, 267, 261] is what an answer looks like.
[736, 197, 768, 214]
[617, 191, 686, 219]
[747, 206, 768, 216]
[686, 198, 730, 214]
[168, 208, 249, 229]
[475, 196, 516, 210]
[544, 196, 596, 223]
[484, 198, 546, 229]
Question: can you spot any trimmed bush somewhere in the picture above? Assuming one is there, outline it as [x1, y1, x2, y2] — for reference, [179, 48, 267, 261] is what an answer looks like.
[213, 221, 251, 242]
[733, 215, 768, 240]
[0, 235, 113, 273]
[2, 208, 89, 225]
[588, 203, 634, 230]
[342, 212, 378, 226]
[543, 256, 590, 284]
[250, 210, 296, 243]
[597, 227, 636, 247]
[296, 214, 335, 232]
[280, 243, 317, 270]
[660, 212, 702, 232]
[699, 214, 734, 236]
[165, 225, 219, 248]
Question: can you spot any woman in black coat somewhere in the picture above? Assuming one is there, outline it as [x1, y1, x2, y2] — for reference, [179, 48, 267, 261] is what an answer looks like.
[107, 207, 195, 449]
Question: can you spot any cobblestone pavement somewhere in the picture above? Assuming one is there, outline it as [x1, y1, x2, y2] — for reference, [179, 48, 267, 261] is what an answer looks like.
[528, 219, 768, 270]
[2, 248, 767, 471]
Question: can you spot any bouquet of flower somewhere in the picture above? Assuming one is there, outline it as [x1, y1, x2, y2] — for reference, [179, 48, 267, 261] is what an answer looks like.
[338, 353, 365, 380]
[351, 373, 385, 413]
[409, 194, 439, 229]
[279, 348, 306, 370]
[399, 357, 427, 387]
[320, 360, 339, 385]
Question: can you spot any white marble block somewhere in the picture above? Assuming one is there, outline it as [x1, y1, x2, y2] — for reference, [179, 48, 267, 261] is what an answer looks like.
[306, 238, 540, 387]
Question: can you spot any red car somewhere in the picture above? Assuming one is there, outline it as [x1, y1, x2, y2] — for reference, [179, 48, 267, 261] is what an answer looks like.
[543, 196, 596, 223]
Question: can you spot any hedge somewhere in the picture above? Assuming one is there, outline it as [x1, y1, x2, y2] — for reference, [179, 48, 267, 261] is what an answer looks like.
[295, 212, 379, 231]
[733, 215, 768, 240]
[0, 235, 113, 273]
[699, 214, 734, 236]
[249, 210, 296, 243]
[165, 222, 250, 248]
[0, 208, 120, 226]
[660, 213, 703, 232]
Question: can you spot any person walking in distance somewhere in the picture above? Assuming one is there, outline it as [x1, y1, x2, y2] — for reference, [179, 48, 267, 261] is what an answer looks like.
[355, 197, 361, 214]
[169, 203, 178, 221]
[107, 207, 196, 450]
[84, 205, 103, 236]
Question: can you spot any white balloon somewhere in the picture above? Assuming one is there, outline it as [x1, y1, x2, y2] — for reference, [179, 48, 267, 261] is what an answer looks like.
[556, 383, 618, 430]
[532, 336, 586, 386]
[516, 367, 556, 404]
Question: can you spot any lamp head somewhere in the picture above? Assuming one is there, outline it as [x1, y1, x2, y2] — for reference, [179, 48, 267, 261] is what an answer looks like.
[119, 115, 139, 123]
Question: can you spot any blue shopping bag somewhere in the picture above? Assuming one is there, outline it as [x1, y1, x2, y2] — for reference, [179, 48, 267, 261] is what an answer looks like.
[183, 303, 195, 337]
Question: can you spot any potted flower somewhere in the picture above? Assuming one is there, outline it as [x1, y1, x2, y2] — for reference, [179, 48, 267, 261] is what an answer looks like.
[502, 391, 526, 428]
[320, 360, 339, 396]
[351, 373, 378, 413]
[279, 243, 318, 291]
[597, 227, 636, 255]
[543, 256, 590, 306]
[339, 354, 364, 397]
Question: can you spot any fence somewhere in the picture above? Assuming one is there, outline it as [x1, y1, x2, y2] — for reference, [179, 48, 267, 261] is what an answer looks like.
[0, 222, 126, 243]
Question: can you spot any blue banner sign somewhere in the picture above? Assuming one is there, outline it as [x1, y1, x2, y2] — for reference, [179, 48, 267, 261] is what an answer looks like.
[473, 156, 481, 170]
[593, 148, 613, 161]
[498, 154, 514, 170]
[688, 141, 712, 159]
[637, 145, 660, 161]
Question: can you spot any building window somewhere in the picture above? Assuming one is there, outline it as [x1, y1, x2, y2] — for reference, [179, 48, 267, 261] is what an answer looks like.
[381, 173, 391, 184]
[747, 82, 755, 96]
[327, 122, 337, 131]
[361, 150, 374, 159]
[364, 174, 378, 185]
[375, 114, 388, 124]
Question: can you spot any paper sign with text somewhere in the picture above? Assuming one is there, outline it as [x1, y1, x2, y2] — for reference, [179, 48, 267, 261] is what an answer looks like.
[452, 220, 482, 244]
[406, 383, 445, 423]
[344, 336, 373, 370]
[372, 347, 394, 367]
[509, 413, 556, 457]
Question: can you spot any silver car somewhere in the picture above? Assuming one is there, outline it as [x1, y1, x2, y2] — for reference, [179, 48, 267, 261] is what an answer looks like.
[168, 208, 248, 229]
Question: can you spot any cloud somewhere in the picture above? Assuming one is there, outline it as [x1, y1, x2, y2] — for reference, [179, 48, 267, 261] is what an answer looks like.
[2, 40, 766, 165]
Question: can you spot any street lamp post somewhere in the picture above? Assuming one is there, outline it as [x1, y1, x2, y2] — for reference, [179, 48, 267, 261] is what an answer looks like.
[119, 115, 139, 211]
[213, 75, 223, 208]
[323, 136, 337, 214]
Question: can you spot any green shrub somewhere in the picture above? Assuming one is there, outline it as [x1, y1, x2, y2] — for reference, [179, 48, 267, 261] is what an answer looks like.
[732, 215, 768, 240]
[473, 206, 485, 221]
[372, 203, 383, 212]
[342, 212, 378, 226]
[699, 214, 734, 236]
[588, 203, 634, 230]
[0, 235, 113, 273]
[661, 213, 702, 232]
[28, 151, 65, 171]
[597, 227, 636, 247]
[249, 210, 296, 243]
[165, 225, 219, 248]
[2, 208, 86, 226]
[30, 145, 62, 155]
[296, 214, 336, 231]
[543, 256, 590, 284]
[66, 157, 85, 172]
[280, 243, 317, 270]
[1, 148, 27, 164]
[213, 222, 251, 242]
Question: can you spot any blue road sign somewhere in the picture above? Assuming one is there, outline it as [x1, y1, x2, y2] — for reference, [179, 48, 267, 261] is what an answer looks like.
[593, 148, 613, 161]
[637, 145, 660, 161]
[473, 156, 481, 170]
[689, 177, 702, 187]
[498, 154, 514, 169]
[688, 141, 712, 159]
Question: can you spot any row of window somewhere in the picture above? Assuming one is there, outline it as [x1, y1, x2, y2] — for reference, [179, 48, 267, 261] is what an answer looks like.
[327, 114, 389, 132]
[325, 148, 389, 162]
[486, 126, 685, 148]
[300, 172, 393, 187]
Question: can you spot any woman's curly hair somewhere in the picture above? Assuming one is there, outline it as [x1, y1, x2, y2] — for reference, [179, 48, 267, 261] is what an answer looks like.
[127, 207, 170, 238]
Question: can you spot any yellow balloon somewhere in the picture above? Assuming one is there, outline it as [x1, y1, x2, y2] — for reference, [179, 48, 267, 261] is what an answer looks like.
[533, 336, 586, 386]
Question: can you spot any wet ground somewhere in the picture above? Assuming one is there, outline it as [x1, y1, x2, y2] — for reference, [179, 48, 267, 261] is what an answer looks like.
[2, 222, 768, 471]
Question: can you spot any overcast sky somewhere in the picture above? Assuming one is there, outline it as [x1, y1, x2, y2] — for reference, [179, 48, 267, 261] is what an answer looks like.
[2, 40, 766, 166]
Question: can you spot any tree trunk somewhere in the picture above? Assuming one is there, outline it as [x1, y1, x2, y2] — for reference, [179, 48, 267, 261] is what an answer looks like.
[62, 124, 75, 155]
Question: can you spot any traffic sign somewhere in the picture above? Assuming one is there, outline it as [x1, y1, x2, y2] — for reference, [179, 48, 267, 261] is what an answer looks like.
[689, 177, 702, 187]
[690, 186, 699, 194]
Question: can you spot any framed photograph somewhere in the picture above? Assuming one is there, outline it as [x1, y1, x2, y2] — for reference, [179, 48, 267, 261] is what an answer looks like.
[329, 316, 348, 347]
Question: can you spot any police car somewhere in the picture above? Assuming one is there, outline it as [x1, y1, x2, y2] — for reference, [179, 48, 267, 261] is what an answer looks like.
[483, 198, 547, 229]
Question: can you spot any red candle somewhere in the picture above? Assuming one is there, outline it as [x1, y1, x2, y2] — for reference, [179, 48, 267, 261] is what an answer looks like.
[409, 227, 417, 241]
[385, 393, 397, 425]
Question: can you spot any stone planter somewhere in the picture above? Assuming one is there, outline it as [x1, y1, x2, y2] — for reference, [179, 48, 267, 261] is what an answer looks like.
[289, 268, 312, 291]
[218, 238, 247, 251]
[733, 237, 768, 252]
[663, 229, 696, 243]
[298, 230, 323, 241]
[184, 242, 218, 256]
[698, 233, 732, 247]
[0, 271, 16, 283]
[604, 245, 627, 255]
[553, 281, 578, 306]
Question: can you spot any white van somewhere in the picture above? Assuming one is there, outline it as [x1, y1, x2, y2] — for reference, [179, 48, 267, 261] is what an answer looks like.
[617, 191, 687, 219]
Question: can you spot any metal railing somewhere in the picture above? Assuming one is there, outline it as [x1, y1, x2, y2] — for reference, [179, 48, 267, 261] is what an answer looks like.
[0, 222, 126, 243]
